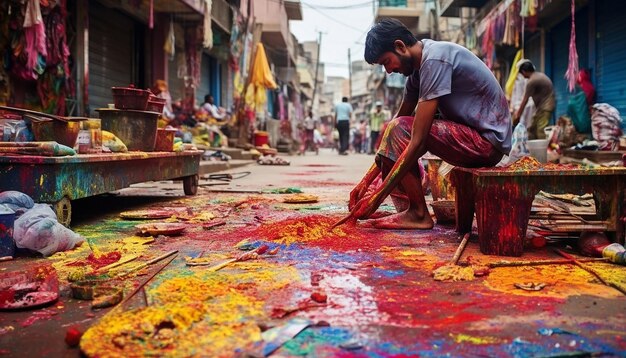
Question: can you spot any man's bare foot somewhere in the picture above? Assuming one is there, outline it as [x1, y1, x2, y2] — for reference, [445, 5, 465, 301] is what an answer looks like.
[369, 211, 394, 220]
[368, 209, 434, 230]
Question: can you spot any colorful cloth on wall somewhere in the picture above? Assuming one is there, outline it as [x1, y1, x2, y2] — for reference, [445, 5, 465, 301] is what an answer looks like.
[4, 0, 72, 115]
[478, 0, 522, 69]
[564, 0, 579, 93]
[203, 0, 213, 49]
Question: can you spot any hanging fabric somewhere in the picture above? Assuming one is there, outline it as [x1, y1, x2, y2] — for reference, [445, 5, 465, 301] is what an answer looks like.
[164, 18, 175, 60]
[564, 0, 579, 93]
[23, 0, 47, 78]
[505, 49, 524, 98]
[245, 43, 277, 110]
[149, 0, 154, 29]
[203, 0, 214, 49]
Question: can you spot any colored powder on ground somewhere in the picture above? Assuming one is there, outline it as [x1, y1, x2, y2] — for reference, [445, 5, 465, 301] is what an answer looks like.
[50, 235, 152, 281]
[484, 264, 622, 298]
[451, 333, 503, 345]
[21, 309, 58, 327]
[382, 249, 441, 271]
[253, 215, 408, 252]
[81, 263, 302, 356]
[281, 326, 354, 356]
[288, 180, 356, 187]
[255, 216, 349, 246]
[286, 170, 336, 176]
[67, 251, 121, 269]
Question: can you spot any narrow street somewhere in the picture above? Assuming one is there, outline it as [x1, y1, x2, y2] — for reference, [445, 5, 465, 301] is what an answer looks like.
[1, 150, 624, 357]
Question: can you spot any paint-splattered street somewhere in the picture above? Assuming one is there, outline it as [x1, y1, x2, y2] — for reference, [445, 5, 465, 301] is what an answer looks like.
[1, 149, 625, 357]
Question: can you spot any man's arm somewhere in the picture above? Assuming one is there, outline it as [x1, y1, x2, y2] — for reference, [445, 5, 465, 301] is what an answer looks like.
[514, 94, 529, 125]
[351, 98, 438, 219]
[395, 98, 418, 118]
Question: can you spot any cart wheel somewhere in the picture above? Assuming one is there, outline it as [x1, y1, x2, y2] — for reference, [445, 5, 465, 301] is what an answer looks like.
[53, 197, 72, 227]
[183, 174, 199, 195]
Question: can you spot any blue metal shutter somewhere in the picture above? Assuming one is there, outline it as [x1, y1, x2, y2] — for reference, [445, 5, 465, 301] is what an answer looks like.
[596, 0, 626, 124]
[549, 6, 589, 119]
[196, 54, 211, 105]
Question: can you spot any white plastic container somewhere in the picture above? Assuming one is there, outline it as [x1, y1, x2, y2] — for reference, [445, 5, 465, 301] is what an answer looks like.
[527, 139, 548, 163]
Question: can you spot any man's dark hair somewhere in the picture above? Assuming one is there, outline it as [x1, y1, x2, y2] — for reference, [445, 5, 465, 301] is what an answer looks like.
[364, 18, 417, 64]
[342, 97, 348, 102]
[519, 62, 535, 73]
[204, 94, 213, 103]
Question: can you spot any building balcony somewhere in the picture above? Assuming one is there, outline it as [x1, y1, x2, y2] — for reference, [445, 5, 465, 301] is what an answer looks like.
[211, 0, 232, 33]
[284, 0, 303, 20]
[440, 0, 489, 17]
[257, 0, 296, 66]
[375, 0, 423, 32]
[257, 0, 289, 48]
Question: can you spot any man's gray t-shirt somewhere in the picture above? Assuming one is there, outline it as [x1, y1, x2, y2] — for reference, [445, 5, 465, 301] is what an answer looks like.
[404, 39, 512, 154]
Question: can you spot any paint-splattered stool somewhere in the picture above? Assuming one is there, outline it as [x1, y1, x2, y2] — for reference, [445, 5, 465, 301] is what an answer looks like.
[451, 167, 626, 257]
[0, 151, 202, 226]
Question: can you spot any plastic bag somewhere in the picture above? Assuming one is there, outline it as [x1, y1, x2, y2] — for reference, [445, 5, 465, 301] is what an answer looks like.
[567, 91, 591, 134]
[14, 204, 84, 256]
[0, 191, 35, 217]
[505, 122, 529, 164]
[0, 119, 34, 142]
[591, 103, 623, 151]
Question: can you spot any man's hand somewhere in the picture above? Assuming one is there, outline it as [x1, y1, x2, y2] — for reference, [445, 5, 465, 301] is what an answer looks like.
[349, 182, 368, 210]
[350, 192, 383, 220]
[348, 165, 381, 210]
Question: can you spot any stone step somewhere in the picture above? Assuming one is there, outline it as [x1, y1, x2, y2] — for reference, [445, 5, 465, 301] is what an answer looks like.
[198, 159, 254, 175]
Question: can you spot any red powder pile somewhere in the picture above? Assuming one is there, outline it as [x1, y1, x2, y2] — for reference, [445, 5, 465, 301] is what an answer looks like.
[68, 251, 122, 269]
[253, 215, 400, 251]
[492, 156, 581, 171]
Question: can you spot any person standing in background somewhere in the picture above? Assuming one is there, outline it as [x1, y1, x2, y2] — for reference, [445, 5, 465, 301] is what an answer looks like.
[333, 97, 353, 155]
[301, 110, 318, 155]
[369, 101, 387, 154]
[514, 59, 555, 139]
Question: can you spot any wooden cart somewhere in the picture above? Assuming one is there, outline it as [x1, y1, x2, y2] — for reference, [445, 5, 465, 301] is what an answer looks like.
[0, 151, 202, 226]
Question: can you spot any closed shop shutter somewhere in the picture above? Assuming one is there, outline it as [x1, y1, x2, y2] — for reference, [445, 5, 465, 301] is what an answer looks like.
[88, 3, 135, 114]
[549, 6, 588, 118]
[596, 0, 626, 123]
[209, 56, 222, 106]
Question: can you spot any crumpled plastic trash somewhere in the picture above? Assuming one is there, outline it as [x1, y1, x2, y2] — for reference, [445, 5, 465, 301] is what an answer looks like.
[13, 203, 84, 257]
[0, 191, 34, 217]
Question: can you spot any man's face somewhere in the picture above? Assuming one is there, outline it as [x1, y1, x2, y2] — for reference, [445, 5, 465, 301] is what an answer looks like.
[377, 51, 413, 76]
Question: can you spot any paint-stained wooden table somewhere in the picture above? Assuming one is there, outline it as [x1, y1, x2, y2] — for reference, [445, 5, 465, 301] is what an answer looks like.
[0, 150, 202, 226]
[451, 166, 626, 257]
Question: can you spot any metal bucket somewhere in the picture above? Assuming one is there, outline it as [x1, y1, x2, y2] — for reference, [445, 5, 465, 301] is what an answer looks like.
[29, 117, 81, 148]
[96, 109, 159, 151]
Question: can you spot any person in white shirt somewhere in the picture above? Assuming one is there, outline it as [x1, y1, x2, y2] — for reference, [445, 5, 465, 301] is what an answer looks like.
[201, 94, 225, 120]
